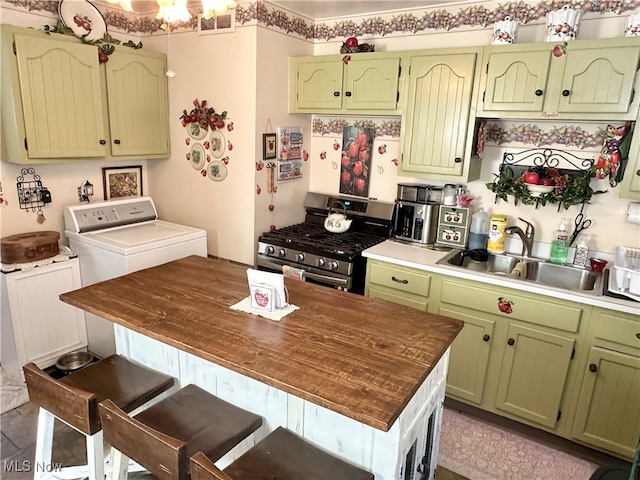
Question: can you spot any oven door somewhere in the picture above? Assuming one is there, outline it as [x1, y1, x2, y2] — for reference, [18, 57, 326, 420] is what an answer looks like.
[256, 254, 353, 291]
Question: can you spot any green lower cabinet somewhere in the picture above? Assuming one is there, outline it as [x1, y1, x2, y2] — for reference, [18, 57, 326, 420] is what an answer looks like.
[571, 347, 640, 459]
[441, 306, 494, 404]
[495, 323, 575, 429]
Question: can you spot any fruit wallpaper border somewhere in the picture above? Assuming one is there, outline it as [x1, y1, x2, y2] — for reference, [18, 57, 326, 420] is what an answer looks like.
[6, 0, 637, 38]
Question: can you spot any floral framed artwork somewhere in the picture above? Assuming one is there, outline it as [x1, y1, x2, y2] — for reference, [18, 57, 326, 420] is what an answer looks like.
[263, 133, 277, 160]
[102, 166, 143, 200]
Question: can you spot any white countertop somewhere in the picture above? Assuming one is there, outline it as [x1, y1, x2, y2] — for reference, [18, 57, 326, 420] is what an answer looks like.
[363, 240, 640, 316]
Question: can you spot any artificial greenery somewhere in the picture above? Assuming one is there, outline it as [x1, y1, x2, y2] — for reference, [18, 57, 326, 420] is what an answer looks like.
[43, 20, 142, 58]
[486, 165, 605, 210]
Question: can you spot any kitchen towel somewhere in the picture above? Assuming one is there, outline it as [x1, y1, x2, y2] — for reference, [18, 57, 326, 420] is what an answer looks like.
[229, 296, 299, 321]
[283, 265, 305, 281]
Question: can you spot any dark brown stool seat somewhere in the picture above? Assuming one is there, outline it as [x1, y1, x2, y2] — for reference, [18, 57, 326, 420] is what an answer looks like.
[190, 426, 374, 480]
[99, 383, 263, 480]
[23, 354, 175, 480]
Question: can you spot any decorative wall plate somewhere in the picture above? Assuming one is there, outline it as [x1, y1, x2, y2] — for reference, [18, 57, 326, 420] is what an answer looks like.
[190, 144, 205, 170]
[209, 129, 225, 158]
[207, 160, 227, 181]
[187, 122, 207, 140]
[59, 0, 107, 42]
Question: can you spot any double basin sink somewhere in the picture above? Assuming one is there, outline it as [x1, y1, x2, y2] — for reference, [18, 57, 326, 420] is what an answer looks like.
[436, 249, 602, 293]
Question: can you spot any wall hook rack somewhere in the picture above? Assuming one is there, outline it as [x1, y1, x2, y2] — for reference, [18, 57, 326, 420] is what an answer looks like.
[16, 167, 51, 212]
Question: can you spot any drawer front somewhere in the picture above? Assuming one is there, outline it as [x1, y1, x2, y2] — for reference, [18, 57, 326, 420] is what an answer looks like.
[368, 262, 430, 297]
[440, 280, 582, 333]
[368, 286, 428, 311]
[595, 311, 640, 350]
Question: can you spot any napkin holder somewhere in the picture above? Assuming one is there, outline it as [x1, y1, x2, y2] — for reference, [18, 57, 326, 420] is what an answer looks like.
[247, 268, 287, 311]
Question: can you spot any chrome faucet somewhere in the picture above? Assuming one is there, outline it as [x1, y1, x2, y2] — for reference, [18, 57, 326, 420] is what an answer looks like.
[505, 217, 536, 257]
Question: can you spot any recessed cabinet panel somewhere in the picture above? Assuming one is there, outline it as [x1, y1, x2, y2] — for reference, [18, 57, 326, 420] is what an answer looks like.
[572, 347, 640, 458]
[296, 60, 343, 110]
[345, 57, 400, 111]
[442, 306, 494, 405]
[483, 50, 551, 112]
[495, 323, 574, 429]
[558, 46, 640, 114]
[402, 53, 476, 177]
[106, 51, 169, 156]
[14, 34, 106, 159]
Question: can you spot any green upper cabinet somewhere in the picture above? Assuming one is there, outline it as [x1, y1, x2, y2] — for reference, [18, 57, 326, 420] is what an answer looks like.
[0, 25, 170, 164]
[477, 38, 640, 121]
[398, 48, 482, 181]
[105, 48, 169, 157]
[13, 33, 106, 159]
[289, 54, 402, 114]
[482, 48, 551, 113]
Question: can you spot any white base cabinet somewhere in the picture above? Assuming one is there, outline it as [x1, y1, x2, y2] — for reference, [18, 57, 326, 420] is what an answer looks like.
[0, 259, 87, 381]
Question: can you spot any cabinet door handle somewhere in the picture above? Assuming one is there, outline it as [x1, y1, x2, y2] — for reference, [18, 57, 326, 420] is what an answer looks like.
[535, 89, 543, 96]
[391, 276, 408, 284]
[333, 91, 340, 97]
[636, 170, 640, 177]
[507, 338, 515, 346]
[483, 334, 491, 342]
[345, 91, 352, 97]
[113, 139, 121, 145]
[99, 139, 106, 145]
[635, 332, 640, 339]
[562, 89, 571, 97]
[589, 363, 598, 373]
[454, 157, 462, 163]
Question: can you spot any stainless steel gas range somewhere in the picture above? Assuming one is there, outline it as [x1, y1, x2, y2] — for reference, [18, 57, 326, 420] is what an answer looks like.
[257, 192, 395, 294]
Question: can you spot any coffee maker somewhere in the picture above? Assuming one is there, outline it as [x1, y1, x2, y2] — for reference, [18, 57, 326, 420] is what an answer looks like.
[393, 183, 440, 245]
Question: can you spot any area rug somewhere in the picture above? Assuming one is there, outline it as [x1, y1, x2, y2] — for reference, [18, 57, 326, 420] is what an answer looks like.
[438, 407, 599, 480]
[1, 367, 29, 414]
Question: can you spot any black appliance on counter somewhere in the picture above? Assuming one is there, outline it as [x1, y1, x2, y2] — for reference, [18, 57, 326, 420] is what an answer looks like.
[257, 192, 395, 294]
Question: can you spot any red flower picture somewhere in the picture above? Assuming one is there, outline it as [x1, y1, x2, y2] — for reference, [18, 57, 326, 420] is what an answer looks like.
[340, 126, 373, 197]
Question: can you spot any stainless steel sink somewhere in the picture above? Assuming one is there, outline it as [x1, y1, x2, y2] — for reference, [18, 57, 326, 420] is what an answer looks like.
[437, 249, 601, 292]
[526, 261, 598, 290]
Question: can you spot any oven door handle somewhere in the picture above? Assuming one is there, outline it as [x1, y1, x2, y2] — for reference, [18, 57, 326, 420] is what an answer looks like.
[257, 257, 349, 288]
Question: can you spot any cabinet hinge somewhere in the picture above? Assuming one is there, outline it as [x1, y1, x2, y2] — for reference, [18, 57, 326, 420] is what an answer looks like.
[486, 63, 489, 74]
[398, 65, 401, 77]
[482, 91, 485, 102]
[571, 347, 575, 360]
[13, 41, 16, 55]
[557, 410, 562, 421]
[397, 91, 400, 103]
[24, 137, 28, 151]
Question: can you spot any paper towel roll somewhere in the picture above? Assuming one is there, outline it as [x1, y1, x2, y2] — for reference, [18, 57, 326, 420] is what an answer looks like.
[628, 202, 640, 225]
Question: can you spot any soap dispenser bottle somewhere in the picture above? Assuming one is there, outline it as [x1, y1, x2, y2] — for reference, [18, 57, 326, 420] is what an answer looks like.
[549, 218, 569, 264]
[572, 234, 590, 268]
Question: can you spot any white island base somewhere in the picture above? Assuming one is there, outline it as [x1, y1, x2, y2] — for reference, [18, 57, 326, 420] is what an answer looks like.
[114, 325, 450, 480]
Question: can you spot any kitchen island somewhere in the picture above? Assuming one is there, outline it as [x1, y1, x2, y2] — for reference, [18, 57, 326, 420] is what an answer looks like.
[60, 255, 463, 479]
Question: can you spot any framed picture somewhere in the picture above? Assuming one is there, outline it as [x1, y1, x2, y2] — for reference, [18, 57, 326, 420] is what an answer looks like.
[197, 13, 236, 35]
[102, 166, 143, 200]
[263, 133, 277, 160]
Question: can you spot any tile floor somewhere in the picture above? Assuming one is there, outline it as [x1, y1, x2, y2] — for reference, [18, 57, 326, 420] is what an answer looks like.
[1, 401, 468, 480]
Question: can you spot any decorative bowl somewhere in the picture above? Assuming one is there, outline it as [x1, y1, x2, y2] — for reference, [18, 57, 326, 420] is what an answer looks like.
[526, 184, 555, 197]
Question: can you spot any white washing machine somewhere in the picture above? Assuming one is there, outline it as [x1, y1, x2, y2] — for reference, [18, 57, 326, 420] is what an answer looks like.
[64, 196, 207, 358]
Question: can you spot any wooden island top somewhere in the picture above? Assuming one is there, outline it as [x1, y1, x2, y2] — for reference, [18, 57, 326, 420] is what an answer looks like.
[60, 255, 462, 432]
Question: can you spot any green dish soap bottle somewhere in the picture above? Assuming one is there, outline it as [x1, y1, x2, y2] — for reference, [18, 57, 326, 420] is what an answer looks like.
[549, 218, 569, 264]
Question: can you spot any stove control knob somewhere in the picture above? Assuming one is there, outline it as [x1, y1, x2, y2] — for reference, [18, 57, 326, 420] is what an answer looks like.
[329, 261, 339, 271]
[266, 246, 275, 255]
[278, 249, 286, 258]
[317, 258, 326, 268]
[296, 253, 305, 262]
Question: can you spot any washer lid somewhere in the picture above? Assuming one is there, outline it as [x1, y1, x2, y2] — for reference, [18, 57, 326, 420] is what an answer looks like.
[70, 220, 206, 255]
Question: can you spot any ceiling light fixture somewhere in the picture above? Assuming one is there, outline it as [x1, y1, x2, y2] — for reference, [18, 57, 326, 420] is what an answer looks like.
[156, 0, 191, 24]
[202, 0, 237, 19]
[106, 0, 133, 12]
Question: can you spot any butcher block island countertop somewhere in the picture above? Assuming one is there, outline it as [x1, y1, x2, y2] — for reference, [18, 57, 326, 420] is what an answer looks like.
[60, 255, 462, 432]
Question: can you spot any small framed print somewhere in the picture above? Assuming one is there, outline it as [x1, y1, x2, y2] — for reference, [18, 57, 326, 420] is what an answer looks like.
[197, 13, 236, 35]
[102, 165, 143, 200]
[263, 133, 277, 160]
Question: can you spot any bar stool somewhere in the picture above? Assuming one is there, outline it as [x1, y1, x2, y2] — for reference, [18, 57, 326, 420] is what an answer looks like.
[23, 355, 175, 480]
[98, 383, 263, 480]
[190, 426, 374, 480]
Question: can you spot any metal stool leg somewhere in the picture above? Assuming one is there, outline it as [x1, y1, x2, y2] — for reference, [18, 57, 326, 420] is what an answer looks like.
[34, 408, 55, 480]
